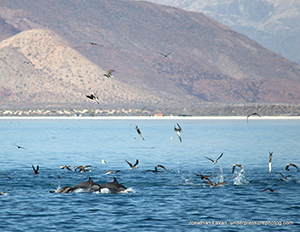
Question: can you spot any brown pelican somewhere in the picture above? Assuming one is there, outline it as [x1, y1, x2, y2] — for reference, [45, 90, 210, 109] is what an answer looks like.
[259, 188, 280, 194]
[205, 153, 223, 164]
[135, 125, 145, 140]
[86, 91, 100, 104]
[174, 123, 182, 142]
[59, 165, 73, 171]
[247, 112, 261, 124]
[159, 51, 173, 57]
[32, 165, 39, 175]
[285, 163, 299, 171]
[104, 70, 115, 78]
[144, 165, 168, 173]
[269, 152, 273, 174]
[125, 159, 139, 169]
[232, 164, 244, 173]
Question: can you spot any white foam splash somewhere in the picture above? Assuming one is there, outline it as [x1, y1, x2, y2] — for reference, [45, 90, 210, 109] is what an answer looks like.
[233, 168, 248, 185]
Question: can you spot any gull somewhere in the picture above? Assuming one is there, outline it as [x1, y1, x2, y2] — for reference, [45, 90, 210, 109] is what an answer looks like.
[144, 165, 168, 173]
[205, 153, 223, 164]
[125, 159, 139, 169]
[84, 42, 103, 46]
[193, 174, 217, 180]
[232, 164, 244, 173]
[13, 144, 26, 149]
[23, 61, 32, 64]
[269, 152, 273, 174]
[259, 188, 280, 194]
[104, 70, 115, 78]
[285, 163, 299, 171]
[32, 165, 39, 175]
[86, 91, 100, 104]
[247, 112, 261, 124]
[135, 125, 145, 140]
[59, 165, 73, 171]
[159, 51, 173, 57]
[279, 173, 291, 180]
[105, 170, 121, 175]
[174, 123, 182, 142]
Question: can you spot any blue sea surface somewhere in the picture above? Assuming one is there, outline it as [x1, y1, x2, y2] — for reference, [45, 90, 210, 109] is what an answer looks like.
[0, 117, 299, 231]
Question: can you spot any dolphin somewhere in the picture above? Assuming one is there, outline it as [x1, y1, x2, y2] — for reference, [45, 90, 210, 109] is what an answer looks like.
[50, 186, 74, 193]
[73, 177, 102, 192]
[101, 177, 127, 193]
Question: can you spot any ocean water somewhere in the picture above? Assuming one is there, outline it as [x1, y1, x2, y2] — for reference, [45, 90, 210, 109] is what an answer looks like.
[0, 117, 299, 231]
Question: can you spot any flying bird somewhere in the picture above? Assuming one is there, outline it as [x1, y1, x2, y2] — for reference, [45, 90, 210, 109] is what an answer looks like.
[247, 112, 261, 124]
[193, 174, 217, 180]
[59, 165, 72, 171]
[74, 165, 92, 173]
[13, 144, 26, 149]
[84, 42, 103, 46]
[159, 51, 173, 57]
[204, 179, 225, 187]
[32, 165, 39, 175]
[86, 91, 100, 104]
[279, 173, 291, 180]
[259, 188, 280, 194]
[102, 159, 108, 164]
[269, 152, 273, 174]
[205, 153, 224, 164]
[125, 159, 139, 169]
[144, 165, 168, 173]
[285, 163, 299, 171]
[104, 70, 115, 78]
[174, 123, 182, 142]
[105, 170, 121, 175]
[232, 164, 244, 173]
[135, 125, 145, 140]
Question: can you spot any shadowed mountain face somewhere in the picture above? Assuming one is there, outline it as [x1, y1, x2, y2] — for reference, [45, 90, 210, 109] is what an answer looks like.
[0, 0, 300, 109]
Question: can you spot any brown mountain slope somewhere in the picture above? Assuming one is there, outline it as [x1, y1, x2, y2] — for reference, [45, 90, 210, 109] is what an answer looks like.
[0, 29, 165, 108]
[0, 0, 300, 108]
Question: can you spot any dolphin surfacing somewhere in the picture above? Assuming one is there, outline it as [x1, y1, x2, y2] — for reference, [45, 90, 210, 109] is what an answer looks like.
[50, 177, 126, 194]
[101, 177, 127, 193]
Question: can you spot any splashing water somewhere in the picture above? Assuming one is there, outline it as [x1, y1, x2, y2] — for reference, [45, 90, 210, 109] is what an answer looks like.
[233, 168, 248, 185]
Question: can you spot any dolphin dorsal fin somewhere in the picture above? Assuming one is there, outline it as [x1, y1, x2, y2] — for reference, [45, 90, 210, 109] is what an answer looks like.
[88, 177, 93, 181]
[113, 177, 118, 183]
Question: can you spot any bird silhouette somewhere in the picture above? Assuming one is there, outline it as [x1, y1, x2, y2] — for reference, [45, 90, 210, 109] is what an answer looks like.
[205, 153, 224, 164]
[104, 70, 115, 78]
[174, 123, 182, 142]
[247, 112, 261, 124]
[125, 159, 139, 169]
[86, 91, 100, 104]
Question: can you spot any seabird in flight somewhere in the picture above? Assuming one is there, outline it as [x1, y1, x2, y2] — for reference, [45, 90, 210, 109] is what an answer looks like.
[279, 172, 291, 180]
[205, 153, 224, 164]
[269, 152, 273, 174]
[84, 42, 103, 46]
[104, 70, 115, 78]
[193, 174, 217, 180]
[174, 123, 182, 142]
[232, 164, 244, 173]
[259, 188, 280, 194]
[74, 165, 92, 173]
[135, 125, 145, 140]
[13, 144, 26, 149]
[159, 51, 173, 57]
[144, 165, 168, 173]
[204, 179, 225, 187]
[285, 163, 299, 171]
[59, 165, 73, 171]
[247, 112, 261, 124]
[32, 165, 39, 175]
[105, 170, 121, 175]
[86, 91, 100, 104]
[125, 159, 139, 169]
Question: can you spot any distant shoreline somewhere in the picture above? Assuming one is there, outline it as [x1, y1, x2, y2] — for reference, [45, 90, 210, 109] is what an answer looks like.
[1, 116, 300, 120]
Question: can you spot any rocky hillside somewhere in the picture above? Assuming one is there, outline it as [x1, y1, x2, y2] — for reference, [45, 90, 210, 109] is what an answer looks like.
[0, 0, 300, 109]
[145, 0, 300, 64]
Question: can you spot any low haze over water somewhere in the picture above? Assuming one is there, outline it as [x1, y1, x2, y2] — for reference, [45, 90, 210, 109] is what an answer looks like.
[0, 117, 299, 231]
